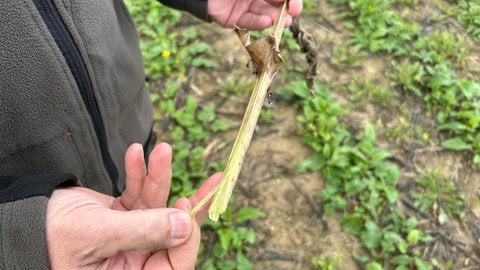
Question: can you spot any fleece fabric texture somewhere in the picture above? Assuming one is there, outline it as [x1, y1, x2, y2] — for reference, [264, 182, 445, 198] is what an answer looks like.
[0, 0, 209, 269]
[1, 197, 51, 270]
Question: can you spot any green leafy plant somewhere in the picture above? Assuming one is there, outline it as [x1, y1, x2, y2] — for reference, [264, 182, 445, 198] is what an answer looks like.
[330, 0, 420, 56]
[390, 59, 425, 96]
[291, 80, 431, 268]
[410, 169, 466, 220]
[330, 43, 366, 69]
[455, 1, 480, 43]
[344, 77, 399, 107]
[125, 0, 216, 80]
[413, 30, 468, 65]
[381, 4, 480, 165]
[199, 207, 265, 270]
[312, 253, 341, 270]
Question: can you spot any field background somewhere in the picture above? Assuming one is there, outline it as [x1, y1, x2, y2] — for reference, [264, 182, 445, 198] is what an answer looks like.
[126, 0, 480, 269]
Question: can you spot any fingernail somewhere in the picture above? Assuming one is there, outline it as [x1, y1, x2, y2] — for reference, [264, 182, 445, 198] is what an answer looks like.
[170, 211, 191, 239]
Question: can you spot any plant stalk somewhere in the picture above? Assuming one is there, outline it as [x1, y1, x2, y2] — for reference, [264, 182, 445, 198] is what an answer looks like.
[190, 0, 290, 221]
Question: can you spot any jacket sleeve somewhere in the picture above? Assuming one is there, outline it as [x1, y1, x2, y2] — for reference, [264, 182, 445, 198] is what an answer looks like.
[158, 0, 210, 22]
[0, 174, 78, 270]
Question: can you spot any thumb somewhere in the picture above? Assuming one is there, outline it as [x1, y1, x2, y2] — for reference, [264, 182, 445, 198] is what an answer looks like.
[95, 208, 194, 258]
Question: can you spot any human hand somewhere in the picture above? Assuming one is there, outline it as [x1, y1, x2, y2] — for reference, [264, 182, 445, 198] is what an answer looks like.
[208, 0, 302, 30]
[46, 142, 221, 269]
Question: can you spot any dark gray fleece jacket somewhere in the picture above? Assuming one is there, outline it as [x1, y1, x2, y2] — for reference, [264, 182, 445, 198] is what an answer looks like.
[0, 0, 208, 269]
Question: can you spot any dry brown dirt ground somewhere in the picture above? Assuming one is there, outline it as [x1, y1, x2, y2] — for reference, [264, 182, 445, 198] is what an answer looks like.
[161, 2, 480, 268]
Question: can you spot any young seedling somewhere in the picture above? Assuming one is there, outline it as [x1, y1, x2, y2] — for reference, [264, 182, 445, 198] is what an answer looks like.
[191, 0, 290, 221]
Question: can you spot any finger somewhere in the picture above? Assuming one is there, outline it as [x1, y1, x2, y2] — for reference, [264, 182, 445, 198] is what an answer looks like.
[236, 13, 274, 30]
[143, 142, 173, 208]
[121, 143, 147, 209]
[236, 14, 294, 32]
[94, 208, 194, 258]
[144, 251, 171, 270]
[144, 199, 193, 270]
[168, 222, 201, 270]
[162, 198, 200, 270]
[235, 1, 280, 30]
[287, 0, 303, 17]
[144, 209, 200, 270]
[266, 0, 303, 16]
[188, 172, 223, 224]
[250, 0, 283, 19]
[236, 0, 293, 30]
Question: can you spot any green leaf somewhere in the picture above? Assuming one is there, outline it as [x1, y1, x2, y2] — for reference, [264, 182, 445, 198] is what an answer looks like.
[290, 80, 311, 99]
[397, 240, 408, 254]
[437, 121, 469, 133]
[187, 125, 208, 141]
[236, 253, 253, 270]
[217, 260, 236, 270]
[407, 229, 421, 245]
[244, 229, 256, 244]
[390, 255, 410, 267]
[296, 153, 325, 172]
[474, 154, 480, 165]
[382, 231, 405, 253]
[402, 217, 418, 232]
[361, 221, 382, 250]
[171, 126, 185, 141]
[414, 257, 432, 270]
[164, 80, 180, 98]
[374, 163, 399, 185]
[441, 137, 472, 151]
[458, 79, 480, 100]
[211, 119, 230, 132]
[187, 42, 210, 54]
[276, 87, 294, 100]
[160, 99, 175, 114]
[192, 57, 218, 68]
[369, 149, 391, 165]
[366, 261, 383, 270]
[341, 214, 364, 236]
[345, 177, 367, 194]
[343, 21, 355, 30]
[324, 195, 346, 213]
[218, 228, 233, 250]
[236, 207, 265, 223]
[150, 93, 160, 103]
[181, 26, 198, 40]
[383, 185, 398, 204]
[198, 104, 216, 123]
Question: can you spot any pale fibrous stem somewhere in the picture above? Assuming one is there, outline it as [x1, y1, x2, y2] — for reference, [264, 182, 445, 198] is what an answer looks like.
[190, 0, 290, 221]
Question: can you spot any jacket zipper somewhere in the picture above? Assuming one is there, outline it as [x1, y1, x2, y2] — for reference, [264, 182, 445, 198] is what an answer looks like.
[32, 0, 120, 196]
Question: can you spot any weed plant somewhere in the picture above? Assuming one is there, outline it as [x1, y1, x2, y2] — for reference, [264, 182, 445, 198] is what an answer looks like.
[285, 80, 431, 269]
[289, 0, 477, 268]
[126, 0, 216, 80]
[332, 0, 480, 164]
[291, 0, 474, 268]
[449, 0, 480, 43]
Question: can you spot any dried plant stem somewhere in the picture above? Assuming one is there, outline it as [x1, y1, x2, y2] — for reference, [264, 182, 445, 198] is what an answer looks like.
[190, 0, 289, 221]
